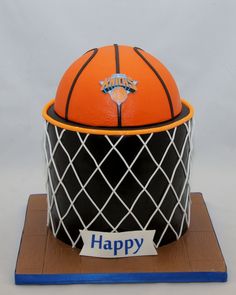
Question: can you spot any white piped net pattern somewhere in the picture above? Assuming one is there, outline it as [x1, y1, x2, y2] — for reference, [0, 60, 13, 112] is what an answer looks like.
[44, 120, 192, 248]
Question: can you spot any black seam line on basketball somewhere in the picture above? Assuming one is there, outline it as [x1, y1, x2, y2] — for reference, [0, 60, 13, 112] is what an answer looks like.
[83, 48, 96, 55]
[117, 103, 122, 127]
[65, 48, 98, 120]
[114, 44, 121, 126]
[134, 46, 144, 51]
[133, 47, 174, 118]
[114, 44, 120, 73]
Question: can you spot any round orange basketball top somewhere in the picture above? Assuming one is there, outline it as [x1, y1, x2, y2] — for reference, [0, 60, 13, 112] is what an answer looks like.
[52, 44, 183, 128]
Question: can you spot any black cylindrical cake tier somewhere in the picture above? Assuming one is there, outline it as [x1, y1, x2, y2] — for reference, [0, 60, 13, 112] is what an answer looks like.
[45, 119, 192, 248]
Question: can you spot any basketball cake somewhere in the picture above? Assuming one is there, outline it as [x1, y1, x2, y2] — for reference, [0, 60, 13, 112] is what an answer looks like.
[42, 44, 194, 250]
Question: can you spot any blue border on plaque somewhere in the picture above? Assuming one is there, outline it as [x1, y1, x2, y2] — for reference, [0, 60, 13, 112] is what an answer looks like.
[15, 271, 227, 285]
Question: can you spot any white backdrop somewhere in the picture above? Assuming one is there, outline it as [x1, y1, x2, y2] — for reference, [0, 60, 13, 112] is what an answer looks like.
[0, 0, 236, 294]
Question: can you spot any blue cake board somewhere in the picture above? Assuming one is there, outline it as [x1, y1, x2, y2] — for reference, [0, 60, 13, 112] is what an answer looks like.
[15, 193, 227, 284]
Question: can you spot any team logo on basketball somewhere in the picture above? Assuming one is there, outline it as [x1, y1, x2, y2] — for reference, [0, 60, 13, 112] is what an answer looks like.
[100, 74, 138, 105]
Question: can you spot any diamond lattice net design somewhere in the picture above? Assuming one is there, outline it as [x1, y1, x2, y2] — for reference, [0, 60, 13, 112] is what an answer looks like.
[44, 120, 193, 248]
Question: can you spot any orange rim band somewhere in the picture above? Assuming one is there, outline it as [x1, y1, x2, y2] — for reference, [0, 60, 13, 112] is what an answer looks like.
[42, 99, 194, 135]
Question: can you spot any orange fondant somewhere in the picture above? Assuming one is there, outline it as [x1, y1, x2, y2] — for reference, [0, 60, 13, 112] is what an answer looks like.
[54, 50, 97, 119]
[53, 45, 182, 127]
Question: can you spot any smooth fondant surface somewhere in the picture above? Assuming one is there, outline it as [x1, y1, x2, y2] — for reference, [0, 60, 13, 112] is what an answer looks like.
[53, 45, 181, 127]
